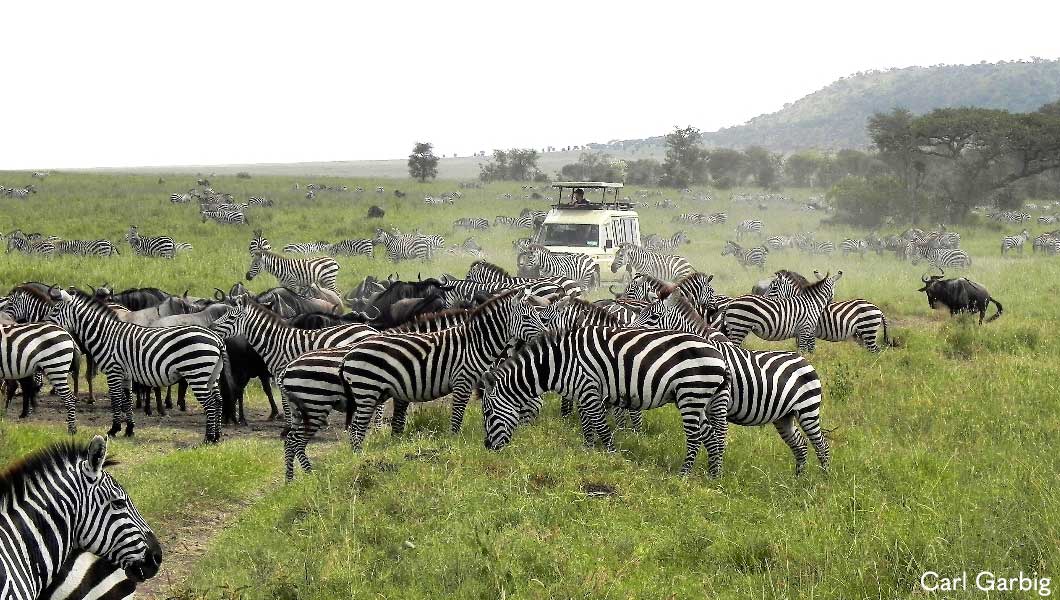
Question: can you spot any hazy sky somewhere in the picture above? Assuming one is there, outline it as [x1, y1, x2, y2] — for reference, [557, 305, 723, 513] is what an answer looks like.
[4, 0, 1059, 169]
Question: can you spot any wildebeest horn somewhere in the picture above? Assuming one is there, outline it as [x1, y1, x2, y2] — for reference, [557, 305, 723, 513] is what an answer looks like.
[183, 289, 189, 299]
[921, 272, 931, 284]
[214, 288, 226, 301]
[89, 285, 96, 296]
[609, 284, 622, 297]
[365, 305, 381, 320]
[47, 284, 60, 300]
[936, 266, 945, 277]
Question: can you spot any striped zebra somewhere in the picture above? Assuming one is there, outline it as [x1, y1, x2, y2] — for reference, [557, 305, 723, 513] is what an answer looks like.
[1001, 229, 1030, 254]
[282, 241, 331, 255]
[766, 270, 890, 353]
[0, 437, 162, 600]
[512, 237, 533, 253]
[338, 289, 548, 449]
[454, 217, 489, 230]
[735, 219, 763, 239]
[248, 196, 273, 207]
[1037, 215, 1058, 225]
[41, 552, 141, 600]
[495, 215, 517, 227]
[631, 290, 829, 475]
[7, 235, 57, 257]
[424, 195, 451, 206]
[125, 226, 191, 259]
[516, 209, 547, 229]
[247, 250, 339, 292]
[643, 231, 690, 252]
[673, 213, 703, 224]
[721, 240, 768, 270]
[169, 192, 192, 203]
[801, 240, 835, 256]
[705, 212, 727, 224]
[439, 277, 508, 307]
[480, 326, 729, 475]
[47, 289, 225, 441]
[520, 245, 598, 289]
[201, 207, 248, 225]
[465, 260, 582, 299]
[328, 238, 374, 257]
[721, 271, 843, 353]
[0, 321, 81, 433]
[209, 296, 377, 428]
[249, 229, 272, 255]
[1033, 233, 1060, 254]
[910, 247, 972, 269]
[610, 243, 694, 281]
[617, 271, 718, 318]
[991, 210, 1030, 224]
[764, 235, 792, 251]
[446, 237, 486, 259]
[54, 239, 121, 257]
[840, 239, 867, 256]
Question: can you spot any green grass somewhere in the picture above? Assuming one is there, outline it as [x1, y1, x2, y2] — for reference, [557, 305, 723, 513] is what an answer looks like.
[1, 171, 1058, 599]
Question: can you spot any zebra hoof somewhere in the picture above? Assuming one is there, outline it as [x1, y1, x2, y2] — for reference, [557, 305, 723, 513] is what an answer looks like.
[107, 424, 121, 437]
[124, 424, 135, 437]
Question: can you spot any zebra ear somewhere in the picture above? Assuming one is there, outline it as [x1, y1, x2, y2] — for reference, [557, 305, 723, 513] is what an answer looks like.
[83, 435, 108, 481]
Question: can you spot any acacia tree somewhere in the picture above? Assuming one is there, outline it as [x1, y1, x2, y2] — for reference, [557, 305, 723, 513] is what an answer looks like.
[408, 142, 439, 182]
[660, 126, 708, 187]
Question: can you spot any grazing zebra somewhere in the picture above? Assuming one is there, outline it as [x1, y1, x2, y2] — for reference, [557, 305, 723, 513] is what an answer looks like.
[655, 199, 676, 209]
[247, 250, 339, 292]
[735, 219, 763, 239]
[373, 228, 438, 261]
[169, 192, 192, 203]
[47, 289, 225, 441]
[248, 196, 273, 207]
[991, 210, 1030, 224]
[466, 260, 582, 299]
[615, 271, 719, 318]
[0, 321, 81, 433]
[910, 247, 972, 269]
[703, 212, 727, 224]
[721, 240, 768, 270]
[644, 231, 690, 252]
[7, 235, 57, 257]
[1033, 233, 1060, 254]
[454, 217, 489, 230]
[480, 326, 728, 475]
[446, 237, 486, 259]
[840, 239, 867, 256]
[305, 190, 316, 200]
[328, 238, 374, 257]
[764, 235, 791, 251]
[673, 213, 703, 224]
[376, 186, 385, 193]
[520, 245, 598, 289]
[631, 290, 829, 475]
[282, 241, 331, 255]
[721, 271, 843, 353]
[201, 207, 248, 225]
[0, 437, 162, 600]
[339, 289, 548, 448]
[512, 237, 533, 253]
[1001, 229, 1030, 254]
[801, 240, 835, 256]
[610, 243, 694, 282]
[495, 215, 517, 227]
[766, 271, 890, 352]
[1037, 215, 1058, 225]
[210, 296, 377, 426]
[52, 239, 120, 257]
[125, 226, 191, 259]
[516, 209, 547, 229]
[249, 229, 272, 255]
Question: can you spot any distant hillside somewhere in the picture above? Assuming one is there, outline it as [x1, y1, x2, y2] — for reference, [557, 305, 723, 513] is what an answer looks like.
[605, 59, 1060, 154]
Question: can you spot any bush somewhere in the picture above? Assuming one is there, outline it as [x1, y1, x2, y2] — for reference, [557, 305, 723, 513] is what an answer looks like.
[236, 172, 251, 179]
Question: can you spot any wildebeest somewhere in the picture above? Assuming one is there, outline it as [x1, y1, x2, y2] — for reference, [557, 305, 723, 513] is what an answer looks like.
[368, 205, 385, 218]
[918, 270, 1003, 324]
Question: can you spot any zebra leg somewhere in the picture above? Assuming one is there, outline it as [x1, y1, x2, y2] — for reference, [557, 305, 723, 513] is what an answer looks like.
[773, 413, 809, 476]
[156, 385, 168, 417]
[702, 389, 730, 478]
[676, 397, 708, 476]
[348, 403, 378, 451]
[122, 386, 135, 437]
[629, 410, 643, 433]
[260, 375, 279, 420]
[797, 411, 830, 472]
[576, 392, 610, 449]
[178, 380, 188, 411]
[560, 394, 574, 417]
[45, 367, 78, 435]
[391, 399, 411, 435]
[104, 374, 125, 437]
[186, 378, 220, 443]
[283, 430, 301, 482]
[86, 356, 96, 404]
[449, 383, 473, 433]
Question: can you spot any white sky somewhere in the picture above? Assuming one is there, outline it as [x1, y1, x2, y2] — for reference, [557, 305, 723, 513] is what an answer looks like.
[3, 0, 1059, 170]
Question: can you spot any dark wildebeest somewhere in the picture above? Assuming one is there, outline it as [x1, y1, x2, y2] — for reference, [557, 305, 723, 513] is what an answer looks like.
[368, 205, 385, 218]
[918, 270, 1003, 324]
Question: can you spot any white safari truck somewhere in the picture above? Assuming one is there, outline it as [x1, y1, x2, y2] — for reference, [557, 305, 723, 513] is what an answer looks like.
[536, 182, 641, 283]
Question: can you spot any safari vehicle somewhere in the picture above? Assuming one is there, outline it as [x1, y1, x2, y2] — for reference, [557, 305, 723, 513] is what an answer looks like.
[536, 182, 640, 282]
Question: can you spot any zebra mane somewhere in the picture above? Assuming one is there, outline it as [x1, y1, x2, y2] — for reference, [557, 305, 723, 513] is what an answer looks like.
[396, 307, 472, 330]
[468, 260, 511, 278]
[666, 292, 718, 335]
[638, 273, 676, 296]
[562, 297, 622, 325]
[66, 289, 122, 320]
[468, 287, 522, 317]
[774, 270, 811, 288]
[0, 440, 118, 498]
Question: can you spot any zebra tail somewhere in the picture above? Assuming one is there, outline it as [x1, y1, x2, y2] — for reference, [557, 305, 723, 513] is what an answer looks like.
[986, 297, 1003, 322]
[70, 346, 82, 398]
[881, 315, 895, 347]
[339, 363, 357, 431]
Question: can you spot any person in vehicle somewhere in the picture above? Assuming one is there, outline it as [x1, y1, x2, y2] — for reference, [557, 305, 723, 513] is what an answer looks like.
[572, 188, 589, 206]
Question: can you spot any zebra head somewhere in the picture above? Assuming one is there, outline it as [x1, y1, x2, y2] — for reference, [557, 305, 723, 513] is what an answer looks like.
[480, 368, 525, 451]
[609, 243, 634, 273]
[245, 251, 266, 281]
[125, 226, 138, 243]
[74, 436, 163, 582]
[721, 241, 740, 257]
[3, 285, 54, 322]
[249, 230, 271, 255]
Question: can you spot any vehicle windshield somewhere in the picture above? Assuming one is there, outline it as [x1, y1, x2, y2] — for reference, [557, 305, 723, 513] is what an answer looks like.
[539, 223, 600, 247]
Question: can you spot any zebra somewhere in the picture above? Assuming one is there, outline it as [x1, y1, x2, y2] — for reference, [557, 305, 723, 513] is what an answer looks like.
[0, 437, 162, 599]
[249, 229, 271, 255]
[465, 260, 582, 299]
[643, 231, 690, 252]
[721, 240, 768, 270]
[1038, 215, 1058, 225]
[248, 196, 273, 207]
[735, 219, 763, 239]
[125, 226, 191, 259]
[764, 235, 792, 252]
[801, 240, 835, 256]
[991, 210, 1030, 224]
[631, 290, 829, 476]
[41, 551, 141, 600]
[495, 215, 517, 227]
[47, 289, 225, 441]
[840, 239, 868, 257]
[766, 271, 890, 353]
[480, 326, 729, 475]
[519, 245, 598, 289]
[512, 237, 533, 253]
[328, 238, 374, 257]
[516, 209, 547, 229]
[454, 217, 489, 230]
[373, 228, 436, 261]
[169, 192, 192, 203]
[247, 249, 339, 292]
[0, 321, 81, 433]
[445, 237, 486, 259]
[282, 241, 331, 255]
[53, 239, 120, 257]
[704, 212, 728, 224]
[338, 289, 548, 451]
[1001, 229, 1030, 254]
[910, 248, 972, 269]
[1032, 233, 1060, 254]
[376, 186, 385, 193]
[614, 271, 719, 319]
[610, 243, 694, 282]
[201, 207, 248, 225]
[305, 190, 316, 200]
[209, 296, 377, 427]
[7, 235, 57, 257]
[673, 213, 703, 224]
[721, 271, 843, 353]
